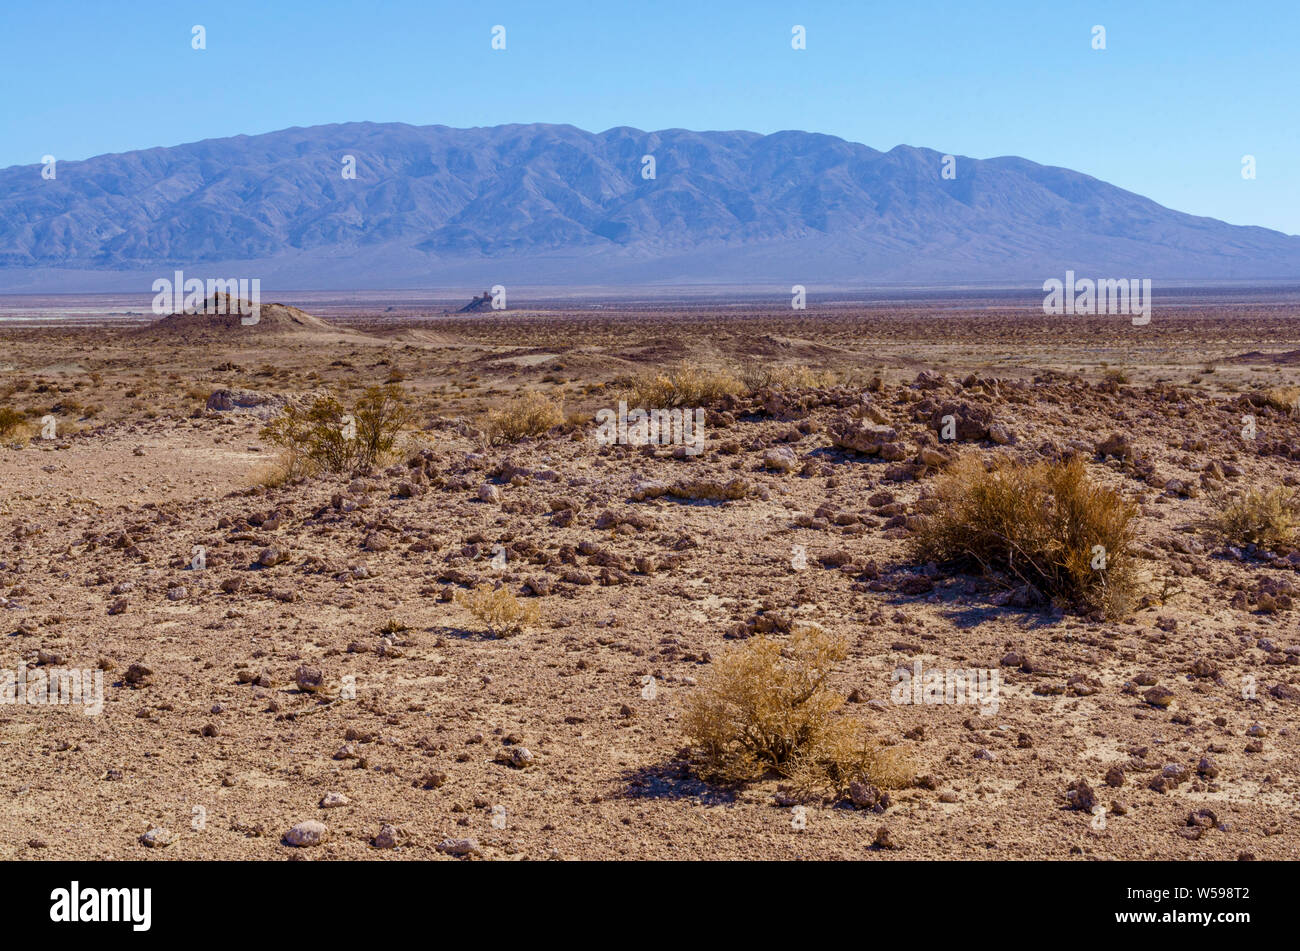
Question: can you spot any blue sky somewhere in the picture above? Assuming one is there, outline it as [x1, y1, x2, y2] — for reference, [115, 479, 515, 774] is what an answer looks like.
[3, 0, 1297, 234]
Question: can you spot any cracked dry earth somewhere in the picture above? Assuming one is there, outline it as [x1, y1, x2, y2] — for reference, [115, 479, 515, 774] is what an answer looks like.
[2, 305, 1300, 861]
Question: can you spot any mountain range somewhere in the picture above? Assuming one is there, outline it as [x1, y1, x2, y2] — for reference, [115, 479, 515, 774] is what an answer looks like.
[1, 121, 1297, 292]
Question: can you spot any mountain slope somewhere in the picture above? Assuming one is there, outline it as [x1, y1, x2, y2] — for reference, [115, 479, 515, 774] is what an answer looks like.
[1, 121, 1297, 288]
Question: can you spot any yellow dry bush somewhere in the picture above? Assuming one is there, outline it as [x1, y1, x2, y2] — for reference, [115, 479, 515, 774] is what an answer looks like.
[454, 584, 540, 638]
[0, 407, 28, 440]
[248, 453, 300, 488]
[684, 622, 909, 797]
[627, 364, 743, 408]
[912, 454, 1140, 617]
[1208, 487, 1300, 550]
[740, 364, 838, 392]
[1259, 386, 1300, 415]
[486, 391, 564, 442]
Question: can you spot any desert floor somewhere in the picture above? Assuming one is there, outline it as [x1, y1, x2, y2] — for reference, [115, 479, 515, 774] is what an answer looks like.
[1, 295, 1298, 860]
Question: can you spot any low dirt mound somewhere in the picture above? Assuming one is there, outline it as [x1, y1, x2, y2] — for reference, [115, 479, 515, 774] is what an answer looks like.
[137, 295, 365, 343]
[1224, 349, 1300, 365]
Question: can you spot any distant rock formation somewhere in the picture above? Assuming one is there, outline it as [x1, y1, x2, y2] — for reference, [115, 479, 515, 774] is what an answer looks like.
[458, 292, 494, 313]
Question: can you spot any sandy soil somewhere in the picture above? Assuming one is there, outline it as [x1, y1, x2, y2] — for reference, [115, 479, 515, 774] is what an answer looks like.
[1, 299, 1298, 860]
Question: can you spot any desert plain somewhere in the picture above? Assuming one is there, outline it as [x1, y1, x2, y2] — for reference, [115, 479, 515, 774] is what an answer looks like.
[1, 288, 1298, 860]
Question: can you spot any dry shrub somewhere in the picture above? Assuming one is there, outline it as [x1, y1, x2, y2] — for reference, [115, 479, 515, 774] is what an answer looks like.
[248, 454, 298, 488]
[454, 584, 540, 638]
[261, 384, 410, 476]
[740, 364, 837, 392]
[0, 407, 27, 440]
[486, 391, 564, 442]
[912, 455, 1140, 617]
[1257, 386, 1300, 415]
[1208, 487, 1300, 550]
[684, 622, 909, 797]
[628, 364, 743, 408]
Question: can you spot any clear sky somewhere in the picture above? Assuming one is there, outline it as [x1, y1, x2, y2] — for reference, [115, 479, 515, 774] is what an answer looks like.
[3, 0, 1296, 234]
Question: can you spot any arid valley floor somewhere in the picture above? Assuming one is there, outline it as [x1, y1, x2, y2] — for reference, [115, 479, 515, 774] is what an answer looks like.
[2, 292, 1299, 860]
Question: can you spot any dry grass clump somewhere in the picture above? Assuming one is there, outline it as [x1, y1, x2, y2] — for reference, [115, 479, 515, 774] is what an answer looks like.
[0, 407, 27, 440]
[1255, 386, 1300, 415]
[486, 391, 564, 442]
[740, 364, 838, 391]
[912, 455, 1140, 617]
[248, 455, 297, 488]
[1207, 487, 1300, 550]
[627, 364, 743, 408]
[684, 622, 910, 797]
[454, 584, 540, 638]
[261, 384, 410, 476]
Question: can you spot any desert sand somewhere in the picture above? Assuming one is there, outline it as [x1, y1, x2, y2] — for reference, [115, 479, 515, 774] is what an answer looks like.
[1, 294, 1298, 860]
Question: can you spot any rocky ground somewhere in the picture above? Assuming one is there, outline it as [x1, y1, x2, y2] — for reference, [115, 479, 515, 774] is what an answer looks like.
[1, 300, 1298, 860]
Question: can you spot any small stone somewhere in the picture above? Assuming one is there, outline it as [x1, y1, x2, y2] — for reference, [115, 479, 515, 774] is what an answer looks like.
[436, 836, 481, 857]
[1143, 686, 1175, 708]
[1065, 778, 1096, 811]
[495, 747, 534, 769]
[872, 826, 900, 850]
[372, 824, 401, 849]
[762, 447, 799, 473]
[284, 820, 328, 847]
[1104, 765, 1126, 787]
[418, 770, 448, 789]
[319, 791, 350, 808]
[294, 665, 325, 693]
[138, 827, 174, 848]
[848, 779, 890, 812]
[257, 546, 288, 567]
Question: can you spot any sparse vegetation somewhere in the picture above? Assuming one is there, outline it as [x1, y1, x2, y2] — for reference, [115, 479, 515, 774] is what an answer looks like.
[454, 583, 540, 637]
[684, 622, 911, 797]
[1207, 487, 1300, 550]
[739, 363, 837, 392]
[0, 407, 25, 440]
[261, 384, 411, 476]
[912, 455, 1140, 617]
[1256, 386, 1300, 415]
[485, 390, 565, 442]
[627, 364, 743, 408]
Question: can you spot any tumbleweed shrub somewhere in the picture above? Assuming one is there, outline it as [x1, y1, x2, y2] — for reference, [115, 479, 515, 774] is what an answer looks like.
[911, 454, 1140, 617]
[454, 583, 540, 638]
[261, 384, 411, 475]
[627, 364, 744, 409]
[739, 363, 838, 392]
[486, 391, 564, 443]
[1207, 486, 1300, 550]
[683, 622, 910, 796]
[0, 407, 27, 440]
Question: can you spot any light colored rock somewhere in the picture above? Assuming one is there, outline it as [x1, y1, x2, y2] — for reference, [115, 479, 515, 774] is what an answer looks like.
[285, 820, 328, 847]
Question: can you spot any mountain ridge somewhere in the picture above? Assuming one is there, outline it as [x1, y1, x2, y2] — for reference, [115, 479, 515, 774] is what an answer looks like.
[2, 121, 1297, 290]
